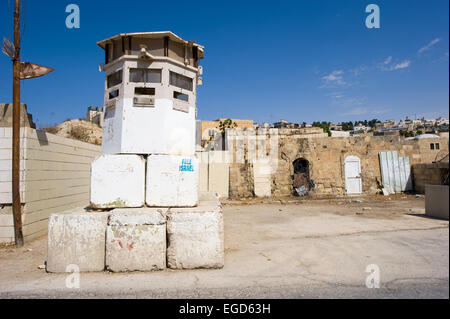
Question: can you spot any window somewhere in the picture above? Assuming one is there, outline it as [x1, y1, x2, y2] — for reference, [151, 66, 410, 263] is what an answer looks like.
[129, 69, 161, 83]
[170, 71, 193, 91]
[109, 89, 119, 100]
[430, 143, 435, 150]
[107, 70, 122, 88]
[135, 87, 155, 96]
[436, 143, 440, 150]
[173, 91, 189, 102]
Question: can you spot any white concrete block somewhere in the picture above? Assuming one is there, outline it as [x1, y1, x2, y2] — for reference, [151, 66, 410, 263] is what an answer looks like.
[46, 211, 109, 273]
[146, 155, 199, 207]
[106, 208, 167, 272]
[425, 185, 449, 220]
[253, 162, 272, 197]
[90, 154, 145, 208]
[166, 204, 224, 269]
[208, 163, 230, 198]
[199, 192, 221, 207]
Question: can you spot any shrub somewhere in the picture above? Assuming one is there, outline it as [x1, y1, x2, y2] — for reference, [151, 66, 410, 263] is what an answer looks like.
[69, 126, 91, 143]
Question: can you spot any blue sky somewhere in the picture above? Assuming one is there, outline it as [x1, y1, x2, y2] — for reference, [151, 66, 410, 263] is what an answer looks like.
[0, 0, 448, 127]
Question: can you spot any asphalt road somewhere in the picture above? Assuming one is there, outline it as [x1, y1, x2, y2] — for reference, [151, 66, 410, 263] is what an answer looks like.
[0, 199, 448, 299]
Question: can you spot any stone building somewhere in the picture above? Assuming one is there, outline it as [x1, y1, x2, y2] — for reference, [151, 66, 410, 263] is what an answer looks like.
[86, 106, 104, 127]
[225, 128, 449, 198]
[197, 118, 254, 149]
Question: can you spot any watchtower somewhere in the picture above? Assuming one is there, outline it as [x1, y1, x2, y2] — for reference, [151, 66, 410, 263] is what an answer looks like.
[97, 31, 204, 155]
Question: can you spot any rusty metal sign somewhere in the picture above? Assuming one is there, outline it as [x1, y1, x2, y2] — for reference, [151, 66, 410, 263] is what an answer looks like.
[2, 37, 15, 58]
[19, 62, 54, 79]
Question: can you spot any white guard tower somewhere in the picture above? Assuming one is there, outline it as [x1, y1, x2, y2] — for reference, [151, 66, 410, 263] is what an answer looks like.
[91, 32, 204, 208]
[97, 31, 204, 155]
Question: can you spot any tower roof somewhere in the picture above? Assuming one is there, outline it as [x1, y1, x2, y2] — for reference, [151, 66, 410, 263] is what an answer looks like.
[97, 31, 204, 58]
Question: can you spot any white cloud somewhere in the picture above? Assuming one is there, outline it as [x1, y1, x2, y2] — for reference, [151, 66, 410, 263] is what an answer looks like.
[390, 60, 411, 71]
[342, 107, 390, 116]
[383, 56, 392, 64]
[418, 38, 441, 54]
[321, 70, 346, 87]
[343, 107, 369, 116]
[327, 92, 344, 99]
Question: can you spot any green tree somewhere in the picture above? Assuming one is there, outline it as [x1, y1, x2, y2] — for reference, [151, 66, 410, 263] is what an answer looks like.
[218, 119, 237, 150]
[342, 121, 354, 131]
[312, 121, 331, 136]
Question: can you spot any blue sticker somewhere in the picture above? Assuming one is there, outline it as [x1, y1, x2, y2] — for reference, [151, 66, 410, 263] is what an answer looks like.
[179, 159, 194, 172]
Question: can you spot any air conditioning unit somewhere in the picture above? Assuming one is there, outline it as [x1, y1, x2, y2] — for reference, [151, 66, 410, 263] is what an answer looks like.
[133, 96, 155, 107]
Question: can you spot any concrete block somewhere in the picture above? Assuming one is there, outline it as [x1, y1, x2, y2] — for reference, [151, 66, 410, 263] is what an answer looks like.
[91, 154, 145, 208]
[208, 163, 230, 198]
[106, 208, 167, 272]
[199, 192, 221, 207]
[46, 211, 109, 273]
[253, 162, 272, 197]
[425, 185, 449, 220]
[146, 155, 199, 207]
[166, 204, 224, 269]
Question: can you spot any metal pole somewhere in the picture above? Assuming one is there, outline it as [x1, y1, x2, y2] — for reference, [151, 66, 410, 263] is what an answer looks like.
[12, 0, 24, 246]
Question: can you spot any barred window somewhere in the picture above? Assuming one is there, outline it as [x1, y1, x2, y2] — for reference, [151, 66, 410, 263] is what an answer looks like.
[170, 71, 193, 91]
[107, 70, 122, 88]
[129, 69, 161, 83]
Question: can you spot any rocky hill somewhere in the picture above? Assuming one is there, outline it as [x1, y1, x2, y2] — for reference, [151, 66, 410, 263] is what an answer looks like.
[43, 119, 102, 145]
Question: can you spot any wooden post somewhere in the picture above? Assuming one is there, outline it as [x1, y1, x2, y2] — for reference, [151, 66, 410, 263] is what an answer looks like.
[12, 0, 24, 246]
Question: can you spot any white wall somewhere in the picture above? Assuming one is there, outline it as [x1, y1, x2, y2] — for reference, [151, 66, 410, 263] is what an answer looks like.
[0, 127, 101, 243]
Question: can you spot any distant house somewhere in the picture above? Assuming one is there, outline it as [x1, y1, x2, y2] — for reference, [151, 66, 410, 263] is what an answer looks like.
[273, 120, 299, 129]
[196, 118, 254, 149]
[86, 106, 104, 127]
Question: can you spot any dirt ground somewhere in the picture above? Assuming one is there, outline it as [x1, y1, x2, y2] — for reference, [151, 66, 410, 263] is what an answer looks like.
[0, 195, 448, 298]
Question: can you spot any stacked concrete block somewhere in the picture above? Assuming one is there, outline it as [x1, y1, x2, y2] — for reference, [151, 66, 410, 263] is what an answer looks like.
[146, 155, 199, 207]
[90, 154, 145, 209]
[199, 191, 221, 207]
[46, 211, 109, 273]
[47, 32, 223, 274]
[253, 162, 272, 197]
[106, 208, 168, 272]
[166, 203, 224, 269]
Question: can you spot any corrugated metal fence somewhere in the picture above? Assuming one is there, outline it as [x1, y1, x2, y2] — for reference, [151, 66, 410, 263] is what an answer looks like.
[379, 151, 413, 194]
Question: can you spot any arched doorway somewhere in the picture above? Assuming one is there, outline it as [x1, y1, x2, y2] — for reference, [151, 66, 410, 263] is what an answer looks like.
[344, 155, 362, 194]
[293, 158, 313, 196]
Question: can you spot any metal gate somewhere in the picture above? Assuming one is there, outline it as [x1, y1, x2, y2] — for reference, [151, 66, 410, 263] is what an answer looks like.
[379, 151, 413, 194]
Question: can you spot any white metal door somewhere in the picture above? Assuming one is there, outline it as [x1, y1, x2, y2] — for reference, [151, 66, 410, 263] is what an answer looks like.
[345, 156, 362, 195]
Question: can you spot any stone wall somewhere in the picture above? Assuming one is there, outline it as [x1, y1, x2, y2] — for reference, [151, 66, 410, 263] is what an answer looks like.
[412, 162, 449, 194]
[226, 128, 449, 197]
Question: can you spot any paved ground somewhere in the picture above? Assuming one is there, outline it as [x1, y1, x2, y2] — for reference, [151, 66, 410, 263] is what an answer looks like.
[0, 195, 448, 298]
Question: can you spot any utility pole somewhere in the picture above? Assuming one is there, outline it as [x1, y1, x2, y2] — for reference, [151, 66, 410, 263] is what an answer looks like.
[12, 0, 24, 246]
